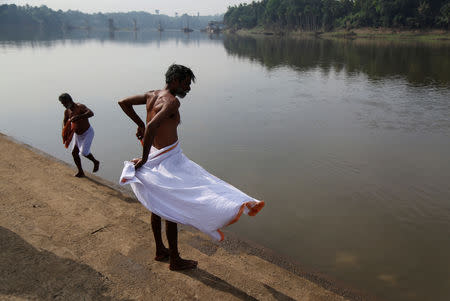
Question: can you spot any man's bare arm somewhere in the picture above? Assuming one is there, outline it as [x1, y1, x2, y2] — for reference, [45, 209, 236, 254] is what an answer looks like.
[70, 104, 94, 122]
[118, 94, 147, 128]
[63, 110, 69, 126]
[135, 99, 179, 169]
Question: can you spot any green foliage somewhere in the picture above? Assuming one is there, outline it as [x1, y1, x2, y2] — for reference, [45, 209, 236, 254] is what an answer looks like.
[225, 1, 266, 29]
[224, 0, 450, 31]
[436, 2, 449, 28]
[0, 4, 223, 33]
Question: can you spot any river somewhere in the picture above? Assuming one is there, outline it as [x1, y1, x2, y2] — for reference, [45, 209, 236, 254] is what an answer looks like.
[1, 29, 449, 301]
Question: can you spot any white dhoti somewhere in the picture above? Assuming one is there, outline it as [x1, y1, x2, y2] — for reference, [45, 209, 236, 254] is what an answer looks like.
[72, 126, 94, 156]
[119, 141, 265, 241]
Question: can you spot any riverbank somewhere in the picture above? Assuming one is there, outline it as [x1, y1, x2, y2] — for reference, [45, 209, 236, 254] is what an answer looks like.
[0, 133, 373, 300]
[229, 27, 450, 42]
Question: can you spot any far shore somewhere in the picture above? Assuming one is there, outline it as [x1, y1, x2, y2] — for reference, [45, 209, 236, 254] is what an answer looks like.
[227, 27, 450, 42]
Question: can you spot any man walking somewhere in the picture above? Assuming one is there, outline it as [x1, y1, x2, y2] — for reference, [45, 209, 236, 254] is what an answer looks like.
[59, 93, 100, 177]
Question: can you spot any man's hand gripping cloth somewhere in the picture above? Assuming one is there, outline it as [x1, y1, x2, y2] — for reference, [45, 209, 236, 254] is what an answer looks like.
[119, 141, 265, 241]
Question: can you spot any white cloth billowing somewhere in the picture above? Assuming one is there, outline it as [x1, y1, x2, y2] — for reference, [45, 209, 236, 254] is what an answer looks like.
[119, 141, 264, 241]
[72, 126, 94, 156]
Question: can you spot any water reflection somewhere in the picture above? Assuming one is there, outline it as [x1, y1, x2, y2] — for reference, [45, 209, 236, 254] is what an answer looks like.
[0, 28, 224, 48]
[222, 35, 450, 134]
[223, 35, 450, 87]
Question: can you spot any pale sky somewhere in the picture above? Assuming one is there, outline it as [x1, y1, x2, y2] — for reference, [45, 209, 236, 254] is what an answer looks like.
[1, 0, 250, 16]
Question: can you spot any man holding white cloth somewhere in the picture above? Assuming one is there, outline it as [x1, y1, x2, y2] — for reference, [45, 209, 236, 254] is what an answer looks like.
[118, 64, 264, 271]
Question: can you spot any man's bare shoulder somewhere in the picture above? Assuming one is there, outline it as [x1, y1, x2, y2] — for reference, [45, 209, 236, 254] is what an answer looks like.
[75, 103, 88, 110]
[145, 90, 157, 99]
[157, 91, 180, 107]
[145, 90, 159, 110]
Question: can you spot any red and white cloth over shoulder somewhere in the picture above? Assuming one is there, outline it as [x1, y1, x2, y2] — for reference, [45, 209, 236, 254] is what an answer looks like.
[119, 141, 265, 241]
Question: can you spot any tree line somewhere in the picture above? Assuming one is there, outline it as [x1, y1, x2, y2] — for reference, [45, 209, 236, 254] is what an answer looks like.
[0, 4, 222, 33]
[224, 0, 449, 31]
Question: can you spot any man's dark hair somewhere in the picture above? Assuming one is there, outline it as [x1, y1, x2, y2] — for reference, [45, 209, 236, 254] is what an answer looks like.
[165, 64, 196, 84]
[58, 93, 73, 102]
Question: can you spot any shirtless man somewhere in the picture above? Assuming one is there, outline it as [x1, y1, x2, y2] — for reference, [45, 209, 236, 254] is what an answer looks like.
[59, 93, 100, 177]
[118, 64, 197, 270]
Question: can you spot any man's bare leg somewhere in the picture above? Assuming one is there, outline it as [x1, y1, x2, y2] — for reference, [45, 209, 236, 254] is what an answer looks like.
[84, 153, 100, 172]
[166, 220, 197, 270]
[151, 213, 169, 261]
[72, 146, 85, 177]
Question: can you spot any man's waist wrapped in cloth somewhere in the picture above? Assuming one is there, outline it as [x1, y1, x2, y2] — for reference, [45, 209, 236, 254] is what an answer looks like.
[120, 141, 265, 241]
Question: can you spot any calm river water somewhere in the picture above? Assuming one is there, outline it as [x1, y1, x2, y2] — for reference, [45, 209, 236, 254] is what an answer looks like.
[1, 30, 449, 301]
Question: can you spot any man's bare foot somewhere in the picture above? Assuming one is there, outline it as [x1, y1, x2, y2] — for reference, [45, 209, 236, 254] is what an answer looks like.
[169, 257, 198, 271]
[74, 171, 85, 177]
[155, 247, 170, 262]
[93, 160, 100, 173]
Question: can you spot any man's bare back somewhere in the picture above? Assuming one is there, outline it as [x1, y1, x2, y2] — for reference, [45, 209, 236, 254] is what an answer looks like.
[145, 90, 180, 149]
